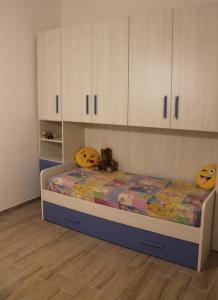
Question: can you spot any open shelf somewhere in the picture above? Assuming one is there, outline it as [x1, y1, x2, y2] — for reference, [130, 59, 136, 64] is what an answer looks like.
[39, 120, 62, 141]
[38, 121, 85, 169]
[40, 140, 63, 163]
[40, 156, 62, 163]
[39, 120, 63, 163]
[40, 138, 63, 144]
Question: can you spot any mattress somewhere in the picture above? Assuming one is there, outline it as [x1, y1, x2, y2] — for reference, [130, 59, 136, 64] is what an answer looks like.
[48, 167, 210, 227]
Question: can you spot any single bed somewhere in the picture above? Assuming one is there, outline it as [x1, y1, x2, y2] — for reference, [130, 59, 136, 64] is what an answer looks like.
[41, 163, 216, 271]
[47, 167, 210, 227]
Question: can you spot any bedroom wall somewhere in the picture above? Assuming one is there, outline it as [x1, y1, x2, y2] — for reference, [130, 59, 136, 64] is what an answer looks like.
[60, 0, 218, 25]
[0, 0, 60, 212]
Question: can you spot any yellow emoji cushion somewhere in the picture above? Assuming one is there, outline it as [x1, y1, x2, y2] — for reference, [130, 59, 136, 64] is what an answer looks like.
[195, 164, 217, 189]
[76, 147, 100, 168]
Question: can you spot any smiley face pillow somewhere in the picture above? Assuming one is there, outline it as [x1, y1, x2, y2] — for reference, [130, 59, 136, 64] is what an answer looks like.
[76, 147, 100, 168]
[195, 164, 217, 189]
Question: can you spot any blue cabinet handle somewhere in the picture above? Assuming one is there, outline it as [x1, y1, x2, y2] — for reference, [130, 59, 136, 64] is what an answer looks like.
[175, 95, 179, 119]
[86, 95, 89, 115]
[63, 217, 80, 225]
[138, 240, 164, 249]
[163, 96, 168, 119]
[94, 95, 97, 115]
[56, 95, 59, 114]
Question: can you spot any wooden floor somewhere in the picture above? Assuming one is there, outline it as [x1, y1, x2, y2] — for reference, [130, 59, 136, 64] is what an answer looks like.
[0, 201, 218, 300]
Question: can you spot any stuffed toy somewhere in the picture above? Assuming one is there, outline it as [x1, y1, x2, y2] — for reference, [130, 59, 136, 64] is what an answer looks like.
[75, 147, 100, 168]
[42, 131, 57, 140]
[195, 164, 217, 189]
[97, 148, 118, 172]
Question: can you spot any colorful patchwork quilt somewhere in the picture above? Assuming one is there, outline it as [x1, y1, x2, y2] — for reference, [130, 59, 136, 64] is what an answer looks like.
[48, 167, 210, 227]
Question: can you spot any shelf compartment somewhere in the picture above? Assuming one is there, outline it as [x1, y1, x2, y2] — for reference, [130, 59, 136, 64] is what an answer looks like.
[39, 120, 62, 141]
[40, 140, 63, 163]
[40, 138, 63, 144]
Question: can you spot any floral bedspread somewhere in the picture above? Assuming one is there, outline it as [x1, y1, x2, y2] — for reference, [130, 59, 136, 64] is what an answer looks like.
[48, 167, 210, 227]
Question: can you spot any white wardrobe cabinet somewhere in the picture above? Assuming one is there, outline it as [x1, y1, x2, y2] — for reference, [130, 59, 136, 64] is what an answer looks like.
[171, 4, 218, 132]
[62, 17, 129, 126]
[62, 24, 92, 123]
[129, 4, 218, 133]
[128, 11, 173, 129]
[37, 29, 61, 121]
[92, 18, 129, 125]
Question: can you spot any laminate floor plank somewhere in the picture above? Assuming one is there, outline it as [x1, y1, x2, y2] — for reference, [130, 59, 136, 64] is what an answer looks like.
[160, 270, 192, 300]
[119, 262, 162, 300]
[136, 273, 170, 300]
[5, 276, 44, 300]
[191, 252, 218, 290]
[128, 252, 149, 267]
[37, 241, 98, 280]
[182, 286, 208, 300]
[72, 286, 98, 300]
[87, 255, 132, 290]
[92, 264, 149, 300]
[206, 284, 218, 300]
[0, 262, 42, 299]
[52, 290, 74, 300]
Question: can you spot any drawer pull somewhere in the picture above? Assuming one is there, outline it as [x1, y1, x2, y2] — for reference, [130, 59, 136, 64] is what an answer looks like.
[63, 217, 80, 225]
[56, 95, 59, 114]
[94, 95, 97, 115]
[163, 95, 168, 119]
[138, 240, 164, 249]
[175, 95, 179, 119]
[86, 95, 89, 115]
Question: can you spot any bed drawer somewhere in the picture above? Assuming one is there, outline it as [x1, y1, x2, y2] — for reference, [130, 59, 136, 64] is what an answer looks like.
[43, 202, 199, 269]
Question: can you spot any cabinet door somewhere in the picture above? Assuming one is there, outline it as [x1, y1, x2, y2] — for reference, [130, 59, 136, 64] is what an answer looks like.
[62, 24, 92, 122]
[128, 11, 173, 128]
[37, 29, 61, 121]
[172, 4, 218, 131]
[92, 17, 129, 125]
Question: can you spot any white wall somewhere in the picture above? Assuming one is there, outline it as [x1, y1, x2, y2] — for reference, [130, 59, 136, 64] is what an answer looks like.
[61, 0, 218, 25]
[0, 0, 60, 211]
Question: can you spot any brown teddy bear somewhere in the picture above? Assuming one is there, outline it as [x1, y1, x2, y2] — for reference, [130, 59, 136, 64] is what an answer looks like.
[97, 148, 118, 172]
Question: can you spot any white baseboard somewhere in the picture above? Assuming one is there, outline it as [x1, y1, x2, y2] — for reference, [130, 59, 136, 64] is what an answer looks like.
[0, 194, 40, 213]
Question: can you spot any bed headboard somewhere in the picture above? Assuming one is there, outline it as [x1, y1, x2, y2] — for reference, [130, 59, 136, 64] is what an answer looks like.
[85, 124, 218, 181]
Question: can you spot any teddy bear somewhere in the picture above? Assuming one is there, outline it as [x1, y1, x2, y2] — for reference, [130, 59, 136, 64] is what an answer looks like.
[97, 148, 118, 172]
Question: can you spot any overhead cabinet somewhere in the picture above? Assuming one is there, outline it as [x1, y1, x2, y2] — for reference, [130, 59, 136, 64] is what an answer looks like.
[37, 29, 61, 121]
[92, 18, 129, 125]
[128, 10, 173, 129]
[62, 17, 129, 125]
[37, 4, 218, 132]
[128, 4, 218, 132]
[62, 24, 92, 123]
[171, 4, 218, 132]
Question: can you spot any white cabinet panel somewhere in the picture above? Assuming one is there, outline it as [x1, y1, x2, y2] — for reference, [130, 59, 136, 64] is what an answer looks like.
[92, 17, 129, 125]
[128, 11, 173, 128]
[212, 194, 218, 251]
[62, 24, 92, 123]
[172, 4, 218, 132]
[37, 29, 61, 121]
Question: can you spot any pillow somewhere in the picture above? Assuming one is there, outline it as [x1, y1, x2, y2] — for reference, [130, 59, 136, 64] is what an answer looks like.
[75, 147, 100, 168]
